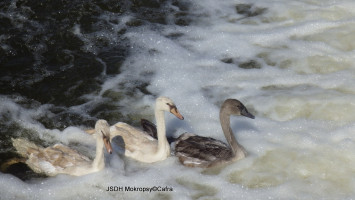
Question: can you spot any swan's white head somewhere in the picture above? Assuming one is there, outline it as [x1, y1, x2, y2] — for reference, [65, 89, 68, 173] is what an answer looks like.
[156, 96, 184, 120]
[95, 119, 113, 154]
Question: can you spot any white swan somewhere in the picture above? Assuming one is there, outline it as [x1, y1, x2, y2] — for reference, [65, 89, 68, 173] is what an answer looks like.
[11, 120, 112, 176]
[103, 97, 184, 163]
[174, 99, 254, 168]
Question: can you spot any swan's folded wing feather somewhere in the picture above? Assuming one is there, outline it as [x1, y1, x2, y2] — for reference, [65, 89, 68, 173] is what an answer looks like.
[175, 134, 233, 167]
[26, 144, 92, 174]
[113, 123, 156, 141]
[112, 125, 157, 155]
[52, 144, 91, 162]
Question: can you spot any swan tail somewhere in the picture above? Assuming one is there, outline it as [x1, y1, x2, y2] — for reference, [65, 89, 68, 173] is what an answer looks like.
[12, 138, 41, 158]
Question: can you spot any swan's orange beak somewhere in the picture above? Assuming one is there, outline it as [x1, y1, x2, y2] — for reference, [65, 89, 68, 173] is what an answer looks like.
[103, 136, 113, 154]
[170, 107, 184, 120]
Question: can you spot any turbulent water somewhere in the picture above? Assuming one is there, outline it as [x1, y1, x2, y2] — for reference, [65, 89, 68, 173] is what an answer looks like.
[1, 0, 355, 199]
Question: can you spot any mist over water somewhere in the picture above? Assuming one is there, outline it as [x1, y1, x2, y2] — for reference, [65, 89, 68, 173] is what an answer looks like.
[1, 0, 355, 199]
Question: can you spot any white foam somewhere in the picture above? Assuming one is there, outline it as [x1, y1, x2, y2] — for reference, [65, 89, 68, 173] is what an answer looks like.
[2, 0, 355, 199]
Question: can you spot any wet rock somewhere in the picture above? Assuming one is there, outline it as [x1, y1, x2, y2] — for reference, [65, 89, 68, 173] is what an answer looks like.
[238, 60, 262, 69]
[221, 57, 234, 64]
[235, 4, 267, 17]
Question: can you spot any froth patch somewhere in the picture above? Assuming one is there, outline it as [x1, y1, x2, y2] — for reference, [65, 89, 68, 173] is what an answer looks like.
[254, 87, 355, 123]
[228, 147, 355, 197]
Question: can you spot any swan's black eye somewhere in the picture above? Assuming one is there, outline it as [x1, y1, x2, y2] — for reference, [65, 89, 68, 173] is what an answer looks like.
[101, 130, 108, 139]
[166, 103, 177, 110]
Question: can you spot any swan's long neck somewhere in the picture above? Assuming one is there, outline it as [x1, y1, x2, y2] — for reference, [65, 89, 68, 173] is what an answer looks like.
[92, 134, 105, 170]
[220, 112, 246, 159]
[155, 107, 170, 156]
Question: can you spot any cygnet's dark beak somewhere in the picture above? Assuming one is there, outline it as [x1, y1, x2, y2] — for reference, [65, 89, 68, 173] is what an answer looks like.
[241, 108, 255, 119]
